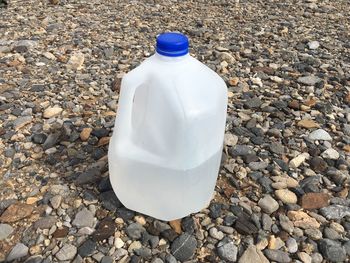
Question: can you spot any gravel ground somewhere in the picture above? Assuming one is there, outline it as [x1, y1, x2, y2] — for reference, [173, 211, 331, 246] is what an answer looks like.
[1, 0, 350, 262]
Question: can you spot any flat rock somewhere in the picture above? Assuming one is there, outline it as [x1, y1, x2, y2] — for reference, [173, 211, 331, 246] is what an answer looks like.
[34, 216, 57, 229]
[99, 190, 122, 211]
[75, 168, 101, 186]
[275, 189, 297, 204]
[308, 129, 332, 141]
[55, 244, 77, 261]
[13, 116, 32, 130]
[301, 193, 330, 210]
[0, 223, 14, 240]
[287, 210, 320, 229]
[0, 203, 33, 223]
[258, 195, 279, 214]
[6, 243, 29, 262]
[309, 157, 328, 173]
[270, 142, 285, 155]
[43, 107, 63, 118]
[170, 233, 197, 262]
[264, 249, 291, 263]
[238, 245, 269, 263]
[320, 205, 350, 220]
[78, 239, 96, 257]
[72, 208, 94, 228]
[297, 75, 321, 86]
[297, 119, 319, 129]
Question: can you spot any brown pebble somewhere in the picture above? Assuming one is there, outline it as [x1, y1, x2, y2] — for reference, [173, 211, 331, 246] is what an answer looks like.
[300, 193, 330, 210]
[52, 226, 69, 238]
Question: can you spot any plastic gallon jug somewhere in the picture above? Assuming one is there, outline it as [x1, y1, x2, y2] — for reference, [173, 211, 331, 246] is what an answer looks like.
[108, 32, 227, 221]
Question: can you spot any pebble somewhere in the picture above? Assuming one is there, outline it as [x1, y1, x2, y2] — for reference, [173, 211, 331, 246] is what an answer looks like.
[300, 193, 330, 209]
[298, 252, 312, 263]
[72, 208, 94, 228]
[78, 239, 96, 257]
[67, 52, 85, 70]
[6, 243, 29, 262]
[308, 41, 320, 49]
[238, 245, 269, 263]
[321, 148, 339, 159]
[264, 249, 291, 263]
[80, 128, 92, 141]
[0, 203, 33, 223]
[0, 223, 14, 240]
[320, 205, 350, 220]
[308, 129, 332, 141]
[258, 195, 279, 214]
[43, 107, 63, 118]
[275, 189, 297, 204]
[297, 75, 321, 86]
[209, 227, 224, 240]
[114, 237, 125, 248]
[286, 238, 298, 253]
[55, 244, 77, 261]
[270, 142, 285, 155]
[309, 157, 328, 173]
[319, 239, 346, 262]
[50, 195, 62, 209]
[13, 116, 32, 130]
[34, 216, 57, 229]
[92, 219, 115, 241]
[217, 238, 238, 262]
[289, 153, 309, 168]
[305, 228, 322, 240]
[324, 227, 340, 240]
[224, 133, 238, 147]
[126, 223, 146, 240]
[170, 233, 197, 262]
[279, 214, 294, 233]
[311, 253, 323, 263]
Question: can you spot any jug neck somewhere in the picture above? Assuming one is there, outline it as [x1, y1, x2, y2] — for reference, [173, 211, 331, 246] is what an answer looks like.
[154, 52, 190, 62]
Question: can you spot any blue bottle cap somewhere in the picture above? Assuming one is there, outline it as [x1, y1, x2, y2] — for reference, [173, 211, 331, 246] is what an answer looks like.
[156, 32, 189, 57]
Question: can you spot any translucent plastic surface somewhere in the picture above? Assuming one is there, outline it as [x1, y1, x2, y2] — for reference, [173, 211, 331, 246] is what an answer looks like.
[108, 53, 227, 221]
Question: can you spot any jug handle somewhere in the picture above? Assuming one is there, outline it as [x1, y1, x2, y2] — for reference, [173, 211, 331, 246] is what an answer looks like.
[115, 74, 144, 142]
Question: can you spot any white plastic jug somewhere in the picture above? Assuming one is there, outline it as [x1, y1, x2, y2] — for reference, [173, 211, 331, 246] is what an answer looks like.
[108, 32, 227, 221]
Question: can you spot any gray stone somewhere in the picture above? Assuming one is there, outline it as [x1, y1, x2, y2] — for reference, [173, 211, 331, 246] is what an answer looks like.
[135, 247, 152, 259]
[244, 97, 262, 109]
[321, 148, 339, 160]
[75, 168, 101, 186]
[165, 254, 177, 263]
[270, 142, 285, 154]
[217, 238, 238, 262]
[305, 228, 322, 240]
[34, 216, 57, 229]
[78, 239, 96, 257]
[99, 190, 122, 211]
[258, 195, 279, 214]
[297, 75, 321, 86]
[344, 240, 350, 256]
[286, 238, 298, 253]
[262, 213, 273, 231]
[324, 227, 340, 240]
[6, 243, 29, 262]
[279, 214, 293, 233]
[319, 239, 346, 262]
[170, 233, 197, 262]
[12, 40, 37, 52]
[4, 148, 15, 158]
[238, 245, 269, 263]
[13, 116, 32, 130]
[126, 223, 146, 240]
[24, 255, 44, 263]
[320, 205, 350, 220]
[308, 129, 332, 141]
[101, 256, 114, 263]
[230, 145, 254, 156]
[264, 249, 291, 262]
[248, 161, 268, 171]
[50, 195, 62, 209]
[311, 253, 323, 263]
[0, 223, 13, 240]
[72, 208, 94, 228]
[55, 244, 77, 261]
[152, 259, 164, 263]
